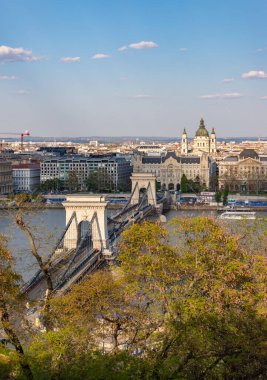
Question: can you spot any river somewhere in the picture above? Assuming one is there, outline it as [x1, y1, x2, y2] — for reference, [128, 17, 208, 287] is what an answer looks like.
[0, 208, 266, 281]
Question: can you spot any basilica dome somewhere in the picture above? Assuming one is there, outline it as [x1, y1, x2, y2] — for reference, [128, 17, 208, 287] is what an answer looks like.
[195, 118, 209, 137]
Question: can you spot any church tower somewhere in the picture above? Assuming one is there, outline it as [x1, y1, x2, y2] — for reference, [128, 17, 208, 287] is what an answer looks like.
[181, 128, 188, 155]
[193, 118, 210, 154]
[210, 128, 216, 155]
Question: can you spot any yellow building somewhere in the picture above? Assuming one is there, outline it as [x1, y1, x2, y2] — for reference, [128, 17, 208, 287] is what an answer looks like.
[218, 149, 267, 193]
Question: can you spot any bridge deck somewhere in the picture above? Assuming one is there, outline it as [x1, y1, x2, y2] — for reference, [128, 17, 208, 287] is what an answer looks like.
[24, 188, 167, 299]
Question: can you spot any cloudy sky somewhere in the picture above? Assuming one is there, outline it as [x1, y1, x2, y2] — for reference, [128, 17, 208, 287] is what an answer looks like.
[0, 0, 267, 137]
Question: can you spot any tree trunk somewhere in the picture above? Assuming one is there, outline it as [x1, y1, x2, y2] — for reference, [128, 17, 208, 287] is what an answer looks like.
[1, 301, 33, 380]
[16, 211, 54, 331]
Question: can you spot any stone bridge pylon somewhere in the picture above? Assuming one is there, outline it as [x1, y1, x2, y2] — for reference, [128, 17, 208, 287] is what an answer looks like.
[63, 195, 109, 251]
[130, 172, 157, 206]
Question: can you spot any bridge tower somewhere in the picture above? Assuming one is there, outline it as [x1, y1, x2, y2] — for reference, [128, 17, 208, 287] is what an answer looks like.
[62, 195, 109, 251]
[130, 173, 157, 206]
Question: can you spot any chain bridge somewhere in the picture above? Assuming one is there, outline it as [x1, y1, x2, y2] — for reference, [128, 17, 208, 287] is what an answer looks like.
[23, 173, 172, 300]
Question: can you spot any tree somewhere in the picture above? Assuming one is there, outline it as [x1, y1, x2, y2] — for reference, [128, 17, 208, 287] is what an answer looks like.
[223, 186, 229, 205]
[38, 178, 64, 193]
[13, 195, 56, 332]
[180, 174, 188, 193]
[0, 236, 33, 380]
[156, 181, 161, 191]
[85, 168, 115, 193]
[215, 191, 222, 204]
[209, 173, 218, 191]
[118, 219, 267, 378]
[51, 269, 161, 354]
[68, 171, 79, 193]
[2, 214, 267, 379]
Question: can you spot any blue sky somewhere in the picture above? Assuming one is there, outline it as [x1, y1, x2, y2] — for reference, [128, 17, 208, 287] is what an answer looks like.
[0, 0, 267, 137]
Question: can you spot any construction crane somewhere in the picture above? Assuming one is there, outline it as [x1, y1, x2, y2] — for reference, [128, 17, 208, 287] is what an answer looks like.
[0, 130, 30, 151]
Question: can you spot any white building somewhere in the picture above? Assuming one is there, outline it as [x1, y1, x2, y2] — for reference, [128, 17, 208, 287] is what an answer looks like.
[182, 118, 217, 156]
[12, 163, 40, 192]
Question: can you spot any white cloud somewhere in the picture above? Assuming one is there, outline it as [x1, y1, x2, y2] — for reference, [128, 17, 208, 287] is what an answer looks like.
[223, 78, 234, 83]
[200, 92, 243, 99]
[117, 46, 128, 52]
[131, 94, 154, 99]
[179, 47, 188, 52]
[92, 53, 110, 59]
[260, 95, 267, 99]
[128, 41, 158, 49]
[61, 56, 80, 63]
[242, 70, 267, 79]
[0, 75, 16, 80]
[0, 45, 40, 63]
[15, 89, 30, 95]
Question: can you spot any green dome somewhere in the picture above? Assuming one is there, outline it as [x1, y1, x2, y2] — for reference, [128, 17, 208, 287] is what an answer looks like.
[195, 118, 209, 137]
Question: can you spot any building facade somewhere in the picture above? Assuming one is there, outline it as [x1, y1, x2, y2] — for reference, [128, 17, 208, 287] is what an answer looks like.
[134, 151, 216, 190]
[0, 160, 13, 194]
[218, 149, 267, 193]
[182, 118, 217, 156]
[41, 155, 132, 191]
[12, 163, 40, 192]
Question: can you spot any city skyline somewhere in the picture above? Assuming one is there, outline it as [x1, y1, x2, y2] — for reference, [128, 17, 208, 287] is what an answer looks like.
[1, 0, 267, 137]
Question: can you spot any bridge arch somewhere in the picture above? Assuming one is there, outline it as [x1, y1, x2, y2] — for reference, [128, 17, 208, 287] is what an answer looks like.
[63, 195, 109, 251]
[130, 173, 157, 206]
[77, 220, 91, 244]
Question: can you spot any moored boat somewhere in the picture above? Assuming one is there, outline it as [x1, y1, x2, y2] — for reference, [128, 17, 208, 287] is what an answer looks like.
[219, 210, 256, 220]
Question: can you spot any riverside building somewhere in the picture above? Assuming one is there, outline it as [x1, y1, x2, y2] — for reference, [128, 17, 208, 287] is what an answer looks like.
[218, 149, 267, 193]
[133, 151, 216, 191]
[12, 163, 40, 193]
[133, 119, 217, 191]
[41, 155, 132, 191]
[0, 159, 13, 194]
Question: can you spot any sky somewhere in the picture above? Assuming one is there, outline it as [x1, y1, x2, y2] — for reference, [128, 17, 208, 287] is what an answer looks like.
[0, 0, 267, 138]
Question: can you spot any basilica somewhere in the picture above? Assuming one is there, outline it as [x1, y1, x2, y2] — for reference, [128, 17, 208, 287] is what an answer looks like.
[133, 119, 217, 191]
[181, 118, 217, 156]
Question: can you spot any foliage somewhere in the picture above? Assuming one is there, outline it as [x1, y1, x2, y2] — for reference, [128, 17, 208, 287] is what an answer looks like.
[68, 170, 79, 193]
[38, 178, 64, 193]
[85, 168, 115, 192]
[180, 173, 188, 193]
[215, 191, 222, 203]
[223, 186, 229, 205]
[0, 236, 33, 379]
[2, 216, 267, 379]
[156, 181, 161, 191]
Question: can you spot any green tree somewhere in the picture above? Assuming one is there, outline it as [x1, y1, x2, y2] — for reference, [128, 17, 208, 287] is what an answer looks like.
[68, 171, 79, 193]
[223, 186, 229, 205]
[180, 174, 188, 193]
[0, 236, 33, 379]
[85, 168, 115, 193]
[215, 190, 222, 204]
[156, 181, 161, 191]
[118, 219, 267, 378]
[38, 178, 64, 192]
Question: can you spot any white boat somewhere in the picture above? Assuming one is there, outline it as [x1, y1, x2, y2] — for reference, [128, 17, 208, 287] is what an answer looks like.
[219, 210, 256, 220]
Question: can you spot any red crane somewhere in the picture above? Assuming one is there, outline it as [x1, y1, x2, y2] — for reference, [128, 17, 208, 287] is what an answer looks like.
[0, 130, 30, 151]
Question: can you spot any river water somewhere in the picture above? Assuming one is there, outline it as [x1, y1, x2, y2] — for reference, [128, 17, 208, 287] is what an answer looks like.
[0, 208, 266, 281]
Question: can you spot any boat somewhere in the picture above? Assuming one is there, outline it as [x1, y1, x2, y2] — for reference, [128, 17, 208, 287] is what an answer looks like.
[219, 210, 256, 220]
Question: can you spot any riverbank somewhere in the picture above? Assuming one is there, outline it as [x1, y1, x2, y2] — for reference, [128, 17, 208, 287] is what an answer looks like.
[171, 204, 267, 211]
[0, 202, 126, 210]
